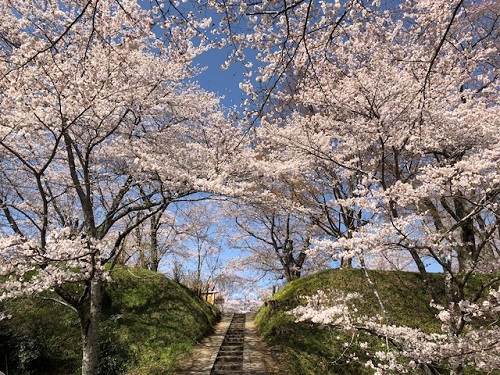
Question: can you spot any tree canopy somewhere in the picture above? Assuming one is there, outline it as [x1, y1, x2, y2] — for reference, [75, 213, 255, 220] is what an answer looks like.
[0, 1, 499, 374]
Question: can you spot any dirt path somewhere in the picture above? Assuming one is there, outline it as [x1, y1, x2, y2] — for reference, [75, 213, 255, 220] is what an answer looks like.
[244, 314, 289, 375]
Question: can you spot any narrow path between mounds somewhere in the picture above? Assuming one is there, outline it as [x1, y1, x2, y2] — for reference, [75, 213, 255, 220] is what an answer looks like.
[176, 313, 287, 375]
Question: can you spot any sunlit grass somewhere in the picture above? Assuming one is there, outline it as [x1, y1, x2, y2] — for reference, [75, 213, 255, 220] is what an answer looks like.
[255, 269, 444, 375]
[0, 266, 219, 375]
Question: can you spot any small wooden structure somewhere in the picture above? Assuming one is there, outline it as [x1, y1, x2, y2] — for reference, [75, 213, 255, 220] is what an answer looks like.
[201, 291, 218, 305]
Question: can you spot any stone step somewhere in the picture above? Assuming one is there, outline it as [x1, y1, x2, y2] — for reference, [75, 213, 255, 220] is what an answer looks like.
[218, 349, 243, 353]
[213, 362, 243, 371]
[215, 355, 242, 361]
[218, 349, 243, 355]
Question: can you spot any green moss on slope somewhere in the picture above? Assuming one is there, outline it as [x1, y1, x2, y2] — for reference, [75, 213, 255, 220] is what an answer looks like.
[0, 266, 219, 375]
[255, 269, 447, 375]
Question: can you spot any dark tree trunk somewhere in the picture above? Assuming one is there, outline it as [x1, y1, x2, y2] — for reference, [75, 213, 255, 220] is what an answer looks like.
[149, 214, 160, 272]
[79, 276, 104, 375]
[341, 257, 353, 268]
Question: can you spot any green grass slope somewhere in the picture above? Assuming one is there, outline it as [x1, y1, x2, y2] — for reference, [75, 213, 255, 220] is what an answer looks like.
[255, 268, 497, 375]
[0, 266, 219, 375]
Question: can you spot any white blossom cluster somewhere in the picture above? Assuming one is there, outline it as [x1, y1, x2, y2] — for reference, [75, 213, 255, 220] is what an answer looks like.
[0, 230, 112, 301]
[290, 288, 500, 372]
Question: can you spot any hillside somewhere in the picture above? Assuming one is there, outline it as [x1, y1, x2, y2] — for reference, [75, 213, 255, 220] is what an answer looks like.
[255, 268, 498, 375]
[0, 266, 219, 375]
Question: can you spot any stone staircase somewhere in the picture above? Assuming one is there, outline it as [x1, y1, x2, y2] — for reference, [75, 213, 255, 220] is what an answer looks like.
[211, 313, 246, 374]
[176, 313, 271, 375]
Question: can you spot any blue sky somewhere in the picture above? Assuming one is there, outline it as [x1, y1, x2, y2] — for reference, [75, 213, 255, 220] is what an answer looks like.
[194, 47, 248, 107]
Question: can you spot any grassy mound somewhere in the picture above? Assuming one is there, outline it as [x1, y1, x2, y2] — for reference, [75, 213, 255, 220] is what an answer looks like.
[255, 268, 497, 375]
[0, 266, 219, 375]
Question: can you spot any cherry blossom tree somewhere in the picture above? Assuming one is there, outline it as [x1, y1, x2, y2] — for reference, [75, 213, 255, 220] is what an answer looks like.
[168, 201, 228, 296]
[0, 1, 238, 374]
[228, 202, 317, 282]
[1, 0, 498, 373]
[117, 207, 185, 272]
[204, 0, 500, 372]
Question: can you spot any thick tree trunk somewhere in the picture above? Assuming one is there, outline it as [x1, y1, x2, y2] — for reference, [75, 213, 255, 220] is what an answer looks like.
[80, 276, 104, 375]
[341, 256, 352, 268]
[149, 214, 160, 272]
